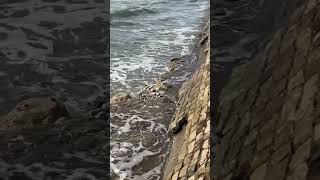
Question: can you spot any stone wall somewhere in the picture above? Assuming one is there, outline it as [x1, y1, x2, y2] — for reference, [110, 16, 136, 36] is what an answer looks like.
[163, 22, 210, 180]
[215, 0, 320, 180]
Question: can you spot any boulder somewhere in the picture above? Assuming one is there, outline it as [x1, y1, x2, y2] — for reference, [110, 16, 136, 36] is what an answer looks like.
[0, 97, 68, 129]
[110, 92, 131, 104]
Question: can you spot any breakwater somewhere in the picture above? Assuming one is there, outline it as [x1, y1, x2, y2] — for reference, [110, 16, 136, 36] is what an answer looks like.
[163, 21, 210, 180]
[214, 0, 320, 179]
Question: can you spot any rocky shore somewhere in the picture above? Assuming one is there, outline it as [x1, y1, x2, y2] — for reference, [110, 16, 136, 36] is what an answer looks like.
[110, 19, 209, 180]
[162, 21, 210, 180]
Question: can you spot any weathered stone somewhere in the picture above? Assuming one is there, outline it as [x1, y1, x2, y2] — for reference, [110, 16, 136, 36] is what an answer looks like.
[191, 150, 200, 164]
[273, 45, 295, 81]
[226, 139, 242, 163]
[202, 139, 209, 149]
[187, 163, 197, 175]
[252, 147, 271, 169]
[307, 47, 320, 63]
[204, 123, 209, 134]
[266, 30, 281, 68]
[196, 132, 204, 142]
[189, 130, 197, 142]
[183, 154, 192, 166]
[174, 162, 183, 173]
[270, 143, 291, 165]
[111, 92, 131, 104]
[288, 70, 304, 91]
[257, 131, 273, 151]
[245, 129, 258, 146]
[299, 74, 318, 114]
[287, 162, 308, 180]
[239, 144, 255, 166]
[294, 118, 313, 146]
[314, 123, 320, 141]
[250, 163, 267, 180]
[221, 159, 237, 177]
[179, 152, 186, 162]
[304, 0, 317, 15]
[187, 140, 195, 153]
[172, 171, 179, 180]
[196, 164, 206, 176]
[179, 165, 188, 178]
[290, 53, 307, 77]
[266, 157, 289, 180]
[274, 124, 293, 149]
[290, 140, 311, 170]
[281, 86, 303, 122]
[296, 28, 312, 56]
[222, 113, 239, 135]
[199, 149, 209, 166]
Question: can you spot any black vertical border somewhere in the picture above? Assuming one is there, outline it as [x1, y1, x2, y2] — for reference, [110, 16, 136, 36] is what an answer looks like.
[105, 0, 111, 178]
[210, 0, 214, 178]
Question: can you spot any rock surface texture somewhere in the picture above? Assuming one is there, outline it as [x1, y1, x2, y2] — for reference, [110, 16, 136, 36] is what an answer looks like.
[163, 22, 210, 180]
[214, 0, 320, 180]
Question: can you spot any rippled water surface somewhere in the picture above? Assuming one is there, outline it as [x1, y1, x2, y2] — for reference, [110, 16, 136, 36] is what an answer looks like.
[0, 0, 106, 115]
[111, 0, 208, 93]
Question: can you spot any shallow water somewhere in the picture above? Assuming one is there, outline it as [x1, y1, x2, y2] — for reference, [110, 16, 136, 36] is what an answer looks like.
[110, 0, 209, 93]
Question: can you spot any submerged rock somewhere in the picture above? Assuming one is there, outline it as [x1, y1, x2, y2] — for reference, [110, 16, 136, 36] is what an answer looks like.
[111, 92, 132, 104]
[0, 97, 68, 130]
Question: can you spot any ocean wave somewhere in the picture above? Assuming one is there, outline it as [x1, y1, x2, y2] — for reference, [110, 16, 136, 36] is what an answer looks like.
[111, 7, 159, 18]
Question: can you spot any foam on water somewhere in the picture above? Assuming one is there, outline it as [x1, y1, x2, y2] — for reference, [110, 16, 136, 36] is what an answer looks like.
[110, 112, 170, 179]
[111, 0, 209, 93]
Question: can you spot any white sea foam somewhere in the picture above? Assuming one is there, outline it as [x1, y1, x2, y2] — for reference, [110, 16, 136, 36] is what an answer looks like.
[110, 112, 169, 179]
[110, 0, 209, 93]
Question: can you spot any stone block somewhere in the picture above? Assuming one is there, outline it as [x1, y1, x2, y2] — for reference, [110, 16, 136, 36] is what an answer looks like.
[188, 140, 196, 154]
[270, 143, 291, 165]
[266, 156, 289, 180]
[294, 118, 313, 147]
[257, 131, 273, 151]
[179, 165, 189, 178]
[295, 28, 312, 56]
[287, 162, 308, 180]
[250, 163, 267, 180]
[288, 70, 304, 91]
[314, 123, 320, 141]
[274, 124, 293, 150]
[172, 171, 179, 180]
[252, 147, 271, 169]
[290, 139, 311, 170]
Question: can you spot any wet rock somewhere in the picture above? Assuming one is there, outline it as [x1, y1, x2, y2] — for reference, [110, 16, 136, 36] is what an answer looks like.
[168, 57, 181, 71]
[0, 97, 68, 130]
[110, 92, 132, 104]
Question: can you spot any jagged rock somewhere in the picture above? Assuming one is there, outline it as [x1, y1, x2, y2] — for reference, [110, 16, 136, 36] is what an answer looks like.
[110, 92, 131, 104]
[0, 97, 68, 130]
[168, 57, 181, 71]
[199, 33, 209, 46]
